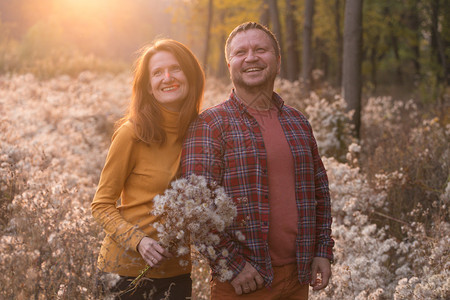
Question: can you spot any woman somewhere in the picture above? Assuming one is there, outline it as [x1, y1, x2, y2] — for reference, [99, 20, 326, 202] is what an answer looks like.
[91, 39, 205, 299]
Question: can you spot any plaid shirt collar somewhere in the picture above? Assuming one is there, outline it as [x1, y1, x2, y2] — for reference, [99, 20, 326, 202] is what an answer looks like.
[229, 89, 285, 116]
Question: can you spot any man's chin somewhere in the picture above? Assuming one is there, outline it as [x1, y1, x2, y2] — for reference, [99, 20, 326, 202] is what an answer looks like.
[235, 78, 266, 88]
[235, 75, 278, 91]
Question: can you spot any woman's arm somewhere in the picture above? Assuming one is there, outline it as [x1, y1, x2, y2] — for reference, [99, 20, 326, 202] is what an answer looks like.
[91, 124, 146, 252]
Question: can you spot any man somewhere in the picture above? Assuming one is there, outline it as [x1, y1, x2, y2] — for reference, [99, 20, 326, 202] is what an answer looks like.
[181, 22, 334, 299]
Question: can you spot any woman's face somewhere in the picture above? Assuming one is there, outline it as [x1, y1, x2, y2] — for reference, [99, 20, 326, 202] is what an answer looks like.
[148, 51, 188, 112]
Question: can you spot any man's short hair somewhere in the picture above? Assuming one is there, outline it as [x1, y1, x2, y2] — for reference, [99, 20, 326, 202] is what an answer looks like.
[225, 22, 281, 63]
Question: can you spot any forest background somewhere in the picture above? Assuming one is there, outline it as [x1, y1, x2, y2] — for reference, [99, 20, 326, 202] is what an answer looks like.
[1, 0, 449, 101]
[0, 0, 449, 299]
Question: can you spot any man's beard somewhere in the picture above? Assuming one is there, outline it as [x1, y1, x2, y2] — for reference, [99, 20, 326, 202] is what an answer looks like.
[232, 70, 277, 93]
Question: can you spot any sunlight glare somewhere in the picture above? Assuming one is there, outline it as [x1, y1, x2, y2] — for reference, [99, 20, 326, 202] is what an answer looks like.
[58, 0, 110, 13]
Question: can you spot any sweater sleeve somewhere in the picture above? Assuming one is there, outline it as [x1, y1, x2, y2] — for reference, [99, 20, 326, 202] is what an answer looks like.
[91, 124, 147, 252]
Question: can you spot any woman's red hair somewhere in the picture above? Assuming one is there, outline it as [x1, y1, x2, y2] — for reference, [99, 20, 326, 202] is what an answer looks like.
[118, 39, 205, 145]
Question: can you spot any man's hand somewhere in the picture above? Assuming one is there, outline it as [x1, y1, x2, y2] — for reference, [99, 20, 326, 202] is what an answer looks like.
[137, 237, 172, 268]
[310, 257, 331, 290]
[230, 262, 265, 295]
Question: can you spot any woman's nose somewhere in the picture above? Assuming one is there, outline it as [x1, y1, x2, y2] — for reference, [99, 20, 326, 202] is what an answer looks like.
[163, 70, 172, 81]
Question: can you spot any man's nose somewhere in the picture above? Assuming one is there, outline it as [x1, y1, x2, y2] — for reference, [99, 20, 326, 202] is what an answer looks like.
[244, 50, 258, 61]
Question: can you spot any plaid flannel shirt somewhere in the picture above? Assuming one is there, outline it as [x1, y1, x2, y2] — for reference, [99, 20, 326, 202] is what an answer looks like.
[180, 91, 334, 285]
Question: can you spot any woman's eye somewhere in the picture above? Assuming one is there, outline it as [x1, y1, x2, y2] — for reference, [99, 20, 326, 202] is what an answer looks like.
[153, 70, 162, 77]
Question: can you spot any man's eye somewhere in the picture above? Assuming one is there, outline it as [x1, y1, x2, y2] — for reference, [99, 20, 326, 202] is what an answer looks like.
[256, 48, 266, 53]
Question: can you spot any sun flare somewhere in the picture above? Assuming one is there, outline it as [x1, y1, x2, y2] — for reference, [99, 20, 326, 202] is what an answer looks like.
[57, 0, 109, 13]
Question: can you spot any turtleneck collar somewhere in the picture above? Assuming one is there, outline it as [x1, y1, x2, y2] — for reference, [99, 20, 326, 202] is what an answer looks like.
[156, 102, 181, 134]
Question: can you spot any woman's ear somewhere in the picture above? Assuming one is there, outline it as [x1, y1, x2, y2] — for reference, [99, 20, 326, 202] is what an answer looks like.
[147, 83, 153, 95]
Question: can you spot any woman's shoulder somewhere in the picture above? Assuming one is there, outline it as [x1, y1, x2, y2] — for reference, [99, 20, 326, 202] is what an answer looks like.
[112, 120, 137, 142]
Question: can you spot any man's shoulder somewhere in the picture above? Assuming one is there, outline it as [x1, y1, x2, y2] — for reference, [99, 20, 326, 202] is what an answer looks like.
[281, 102, 308, 120]
[198, 98, 236, 122]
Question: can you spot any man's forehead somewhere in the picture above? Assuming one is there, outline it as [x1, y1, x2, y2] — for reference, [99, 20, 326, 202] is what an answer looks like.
[230, 29, 272, 48]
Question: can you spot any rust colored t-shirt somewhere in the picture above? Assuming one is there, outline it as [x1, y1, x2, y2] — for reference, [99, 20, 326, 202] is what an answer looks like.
[247, 105, 298, 266]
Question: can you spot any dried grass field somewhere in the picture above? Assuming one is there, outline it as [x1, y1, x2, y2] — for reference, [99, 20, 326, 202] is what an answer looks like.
[1, 72, 448, 299]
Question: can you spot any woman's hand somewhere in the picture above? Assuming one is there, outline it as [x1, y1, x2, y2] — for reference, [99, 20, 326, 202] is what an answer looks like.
[137, 237, 172, 268]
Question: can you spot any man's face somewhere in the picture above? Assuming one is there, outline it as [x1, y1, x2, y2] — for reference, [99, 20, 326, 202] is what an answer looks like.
[227, 29, 280, 92]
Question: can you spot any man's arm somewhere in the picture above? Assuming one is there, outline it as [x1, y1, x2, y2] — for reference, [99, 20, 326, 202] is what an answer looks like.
[310, 257, 331, 290]
[309, 125, 334, 260]
[180, 115, 247, 281]
[230, 262, 265, 294]
[309, 124, 334, 290]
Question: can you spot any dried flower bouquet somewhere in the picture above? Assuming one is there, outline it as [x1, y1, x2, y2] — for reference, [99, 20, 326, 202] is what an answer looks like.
[124, 174, 238, 293]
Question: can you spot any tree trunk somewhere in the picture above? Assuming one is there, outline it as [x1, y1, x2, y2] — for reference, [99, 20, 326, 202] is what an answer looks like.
[259, 0, 270, 27]
[443, 0, 450, 84]
[267, 0, 286, 78]
[430, 0, 439, 63]
[406, 0, 421, 76]
[430, 0, 448, 85]
[342, 0, 363, 139]
[217, 12, 228, 79]
[285, 0, 300, 81]
[370, 35, 380, 92]
[335, 0, 343, 86]
[301, 0, 314, 89]
[391, 34, 403, 84]
[203, 0, 214, 73]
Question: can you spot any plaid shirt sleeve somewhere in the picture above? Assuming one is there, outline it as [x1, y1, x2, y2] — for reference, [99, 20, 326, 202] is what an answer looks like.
[180, 113, 246, 280]
[308, 123, 335, 261]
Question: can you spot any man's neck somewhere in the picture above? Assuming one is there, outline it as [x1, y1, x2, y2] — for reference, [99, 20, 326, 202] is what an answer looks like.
[234, 86, 274, 111]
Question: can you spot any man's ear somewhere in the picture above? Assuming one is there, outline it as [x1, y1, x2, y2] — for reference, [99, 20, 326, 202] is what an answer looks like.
[277, 56, 281, 74]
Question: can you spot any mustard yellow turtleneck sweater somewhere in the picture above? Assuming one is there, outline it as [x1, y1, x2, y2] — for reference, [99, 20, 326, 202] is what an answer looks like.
[91, 106, 191, 278]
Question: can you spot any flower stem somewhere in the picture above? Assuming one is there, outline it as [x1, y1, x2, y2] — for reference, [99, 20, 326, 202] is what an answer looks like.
[131, 265, 151, 286]
[118, 265, 151, 296]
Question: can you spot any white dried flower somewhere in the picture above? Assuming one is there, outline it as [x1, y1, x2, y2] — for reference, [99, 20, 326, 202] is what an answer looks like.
[235, 231, 245, 241]
[221, 249, 229, 257]
[176, 230, 185, 240]
[152, 174, 237, 277]
[348, 142, 361, 153]
[218, 269, 234, 282]
[177, 246, 189, 256]
[179, 259, 189, 267]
